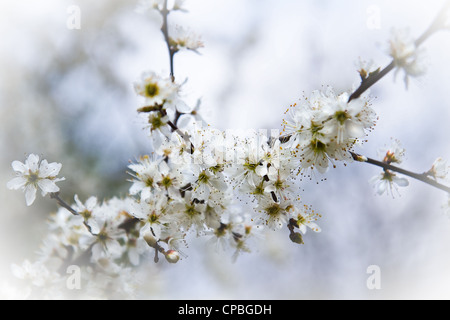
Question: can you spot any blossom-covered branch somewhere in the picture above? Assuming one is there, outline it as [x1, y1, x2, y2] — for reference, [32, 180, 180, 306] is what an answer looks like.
[5, 1, 450, 299]
[349, 0, 450, 101]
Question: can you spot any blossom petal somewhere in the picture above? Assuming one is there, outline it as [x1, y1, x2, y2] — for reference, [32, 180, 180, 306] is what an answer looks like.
[394, 176, 409, 187]
[25, 154, 40, 172]
[11, 161, 26, 174]
[24, 185, 37, 206]
[7, 177, 27, 190]
[37, 179, 60, 195]
[38, 160, 62, 178]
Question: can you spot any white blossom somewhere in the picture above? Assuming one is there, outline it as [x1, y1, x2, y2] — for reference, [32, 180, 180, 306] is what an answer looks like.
[7, 154, 65, 206]
[428, 157, 449, 180]
[169, 25, 204, 53]
[290, 205, 322, 234]
[369, 171, 409, 196]
[388, 28, 426, 88]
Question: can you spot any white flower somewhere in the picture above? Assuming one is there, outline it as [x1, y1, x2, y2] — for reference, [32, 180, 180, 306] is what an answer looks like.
[378, 138, 406, 165]
[134, 71, 180, 108]
[82, 217, 124, 263]
[290, 205, 322, 234]
[136, 0, 187, 13]
[136, 0, 164, 13]
[369, 170, 409, 196]
[230, 134, 269, 189]
[7, 154, 65, 206]
[255, 197, 294, 230]
[158, 160, 186, 199]
[319, 89, 376, 145]
[172, 192, 206, 233]
[388, 28, 426, 89]
[264, 166, 294, 202]
[169, 25, 204, 53]
[187, 164, 228, 201]
[356, 57, 380, 80]
[172, 0, 188, 12]
[73, 194, 98, 222]
[428, 157, 448, 180]
[128, 155, 164, 202]
[130, 193, 171, 239]
[283, 87, 376, 174]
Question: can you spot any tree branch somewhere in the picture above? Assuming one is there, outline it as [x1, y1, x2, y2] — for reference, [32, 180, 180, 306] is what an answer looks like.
[350, 152, 450, 194]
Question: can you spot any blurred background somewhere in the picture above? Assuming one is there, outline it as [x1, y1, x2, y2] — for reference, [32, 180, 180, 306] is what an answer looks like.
[1, 0, 450, 299]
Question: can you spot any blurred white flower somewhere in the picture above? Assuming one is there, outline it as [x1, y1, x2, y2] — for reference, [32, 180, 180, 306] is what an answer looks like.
[134, 71, 181, 108]
[7, 154, 65, 206]
[428, 157, 449, 180]
[135, 0, 164, 13]
[369, 170, 409, 196]
[169, 25, 204, 53]
[378, 138, 406, 165]
[128, 155, 164, 202]
[73, 194, 98, 221]
[356, 57, 380, 80]
[388, 28, 426, 89]
[136, 0, 188, 13]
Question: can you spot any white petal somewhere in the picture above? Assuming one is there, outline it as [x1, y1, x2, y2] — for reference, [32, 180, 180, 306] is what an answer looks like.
[24, 185, 37, 206]
[394, 176, 409, 187]
[39, 160, 62, 178]
[255, 164, 267, 177]
[7, 177, 27, 190]
[11, 161, 26, 174]
[128, 249, 140, 266]
[129, 181, 145, 195]
[264, 185, 277, 193]
[159, 161, 170, 175]
[106, 239, 122, 256]
[85, 196, 98, 210]
[377, 181, 387, 195]
[37, 179, 60, 195]
[175, 100, 192, 113]
[210, 178, 227, 192]
[74, 194, 83, 208]
[25, 154, 40, 172]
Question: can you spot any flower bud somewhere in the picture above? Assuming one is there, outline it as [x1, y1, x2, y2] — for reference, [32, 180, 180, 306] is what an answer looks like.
[289, 232, 304, 245]
[143, 233, 158, 248]
[165, 250, 180, 264]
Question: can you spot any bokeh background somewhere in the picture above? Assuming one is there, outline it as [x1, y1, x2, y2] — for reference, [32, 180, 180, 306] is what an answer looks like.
[1, 0, 450, 299]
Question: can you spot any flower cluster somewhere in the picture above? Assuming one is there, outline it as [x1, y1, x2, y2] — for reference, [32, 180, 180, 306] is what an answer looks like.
[10, 195, 159, 299]
[282, 87, 377, 174]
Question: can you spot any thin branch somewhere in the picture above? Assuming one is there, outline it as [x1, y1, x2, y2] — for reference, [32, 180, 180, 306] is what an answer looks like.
[348, 1, 450, 102]
[160, 0, 175, 82]
[350, 152, 450, 194]
[348, 61, 395, 102]
[49, 192, 95, 235]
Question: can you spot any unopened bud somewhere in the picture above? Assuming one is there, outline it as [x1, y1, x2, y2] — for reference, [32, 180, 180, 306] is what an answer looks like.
[289, 232, 304, 245]
[165, 250, 180, 264]
[144, 233, 158, 248]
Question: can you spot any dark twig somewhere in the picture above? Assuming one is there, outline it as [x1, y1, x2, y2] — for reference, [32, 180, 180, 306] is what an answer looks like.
[350, 152, 450, 194]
